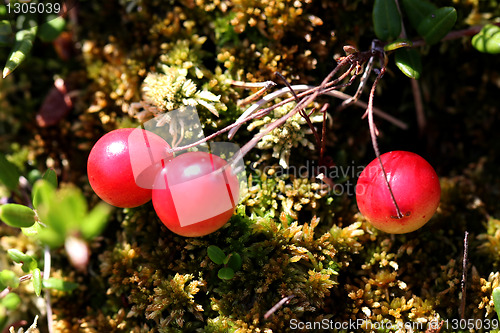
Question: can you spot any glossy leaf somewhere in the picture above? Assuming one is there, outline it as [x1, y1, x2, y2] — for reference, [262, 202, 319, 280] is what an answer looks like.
[80, 202, 112, 240]
[0, 204, 36, 228]
[226, 253, 242, 271]
[373, 0, 401, 41]
[472, 24, 500, 54]
[1, 292, 21, 310]
[384, 39, 413, 52]
[38, 16, 65, 42]
[0, 153, 20, 192]
[32, 268, 42, 297]
[3, 22, 37, 78]
[207, 245, 226, 265]
[395, 48, 422, 79]
[42, 168, 58, 188]
[42, 277, 78, 291]
[218, 267, 235, 280]
[418, 7, 457, 45]
[400, 0, 437, 33]
[0, 270, 19, 289]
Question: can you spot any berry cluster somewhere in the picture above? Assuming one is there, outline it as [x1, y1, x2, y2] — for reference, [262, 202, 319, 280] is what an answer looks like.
[87, 128, 240, 237]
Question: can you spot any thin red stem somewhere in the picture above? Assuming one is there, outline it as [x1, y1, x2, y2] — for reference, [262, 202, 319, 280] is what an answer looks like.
[367, 66, 403, 219]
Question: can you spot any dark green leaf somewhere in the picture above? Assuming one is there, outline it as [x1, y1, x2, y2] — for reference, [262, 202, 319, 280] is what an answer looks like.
[400, 0, 437, 33]
[418, 7, 457, 45]
[32, 268, 42, 297]
[226, 253, 242, 271]
[80, 202, 112, 240]
[395, 48, 422, 79]
[207, 245, 226, 265]
[0, 153, 20, 192]
[3, 22, 37, 78]
[1, 293, 20, 310]
[218, 267, 235, 280]
[42, 168, 58, 188]
[472, 24, 500, 54]
[38, 16, 65, 42]
[42, 277, 78, 291]
[0, 204, 36, 228]
[373, 0, 401, 41]
[0, 270, 19, 289]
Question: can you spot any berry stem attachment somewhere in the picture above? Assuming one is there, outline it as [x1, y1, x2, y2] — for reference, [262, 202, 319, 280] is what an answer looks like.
[366, 63, 404, 219]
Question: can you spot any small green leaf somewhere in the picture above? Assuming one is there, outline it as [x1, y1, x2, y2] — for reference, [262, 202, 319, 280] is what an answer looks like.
[384, 39, 413, 52]
[36, 185, 88, 238]
[42, 168, 58, 188]
[218, 267, 235, 280]
[418, 7, 457, 45]
[38, 16, 65, 42]
[27, 169, 42, 184]
[400, 0, 437, 33]
[0, 153, 20, 192]
[207, 245, 226, 265]
[21, 221, 41, 237]
[32, 179, 56, 210]
[7, 249, 33, 264]
[42, 277, 78, 291]
[373, 0, 402, 41]
[32, 268, 42, 297]
[395, 48, 422, 79]
[0, 204, 36, 228]
[37, 227, 65, 248]
[1, 293, 20, 310]
[226, 253, 242, 271]
[472, 24, 500, 54]
[494, 287, 500, 321]
[0, 270, 19, 289]
[80, 202, 112, 240]
[3, 22, 37, 78]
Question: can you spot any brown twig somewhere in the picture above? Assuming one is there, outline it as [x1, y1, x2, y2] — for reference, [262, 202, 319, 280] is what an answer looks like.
[169, 54, 357, 155]
[319, 103, 329, 164]
[411, 78, 426, 136]
[264, 295, 295, 320]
